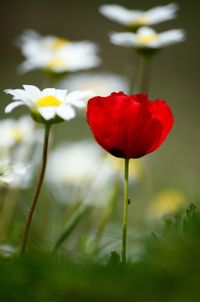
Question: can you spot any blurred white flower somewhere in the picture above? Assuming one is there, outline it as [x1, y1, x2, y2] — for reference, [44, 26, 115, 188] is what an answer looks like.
[4, 85, 94, 122]
[0, 116, 43, 188]
[59, 72, 129, 96]
[99, 3, 178, 28]
[17, 29, 70, 56]
[0, 244, 17, 257]
[46, 140, 143, 207]
[0, 159, 31, 189]
[46, 141, 114, 207]
[17, 30, 101, 73]
[0, 116, 36, 149]
[110, 27, 185, 49]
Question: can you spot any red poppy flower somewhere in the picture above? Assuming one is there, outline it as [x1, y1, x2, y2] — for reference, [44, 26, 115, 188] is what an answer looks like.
[87, 92, 174, 159]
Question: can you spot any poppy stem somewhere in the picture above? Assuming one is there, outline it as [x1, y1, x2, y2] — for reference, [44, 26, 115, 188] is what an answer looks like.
[135, 55, 152, 94]
[20, 123, 51, 255]
[122, 158, 129, 264]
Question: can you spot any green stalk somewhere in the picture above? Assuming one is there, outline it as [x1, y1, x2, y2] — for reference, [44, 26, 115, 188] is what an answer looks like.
[121, 158, 130, 264]
[134, 55, 152, 94]
[91, 184, 119, 257]
[20, 124, 51, 255]
[52, 203, 90, 253]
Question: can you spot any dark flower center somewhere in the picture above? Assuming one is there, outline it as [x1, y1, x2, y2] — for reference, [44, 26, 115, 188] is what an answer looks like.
[109, 148, 125, 158]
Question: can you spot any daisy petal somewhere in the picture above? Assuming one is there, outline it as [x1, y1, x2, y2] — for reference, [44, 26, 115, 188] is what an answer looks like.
[147, 3, 179, 24]
[5, 101, 24, 113]
[99, 5, 141, 25]
[56, 105, 75, 120]
[110, 32, 136, 47]
[23, 85, 41, 100]
[4, 88, 34, 107]
[38, 107, 56, 120]
[54, 89, 68, 102]
[66, 90, 95, 108]
[159, 29, 186, 46]
[137, 27, 157, 36]
[42, 88, 56, 96]
[17, 60, 37, 73]
[4, 89, 28, 101]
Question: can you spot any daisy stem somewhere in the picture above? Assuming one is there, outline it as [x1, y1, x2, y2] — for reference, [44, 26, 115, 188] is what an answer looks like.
[135, 55, 152, 94]
[122, 158, 129, 264]
[20, 123, 51, 255]
[128, 51, 139, 94]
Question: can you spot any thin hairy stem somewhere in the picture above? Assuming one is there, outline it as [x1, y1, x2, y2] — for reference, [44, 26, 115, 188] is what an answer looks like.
[20, 124, 51, 255]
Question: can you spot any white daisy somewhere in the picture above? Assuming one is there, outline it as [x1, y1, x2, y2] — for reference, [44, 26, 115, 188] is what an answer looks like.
[0, 116, 43, 188]
[110, 27, 185, 49]
[17, 29, 70, 58]
[59, 72, 129, 96]
[44, 42, 101, 73]
[0, 159, 30, 189]
[46, 140, 115, 207]
[0, 116, 36, 148]
[17, 30, 101, 73]
[99, 3, 179, 28]
[46, 140, 143, 207]
[4, 85, 94, 123]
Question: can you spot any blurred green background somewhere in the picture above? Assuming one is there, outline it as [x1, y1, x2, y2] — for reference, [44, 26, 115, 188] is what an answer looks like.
[0, 0, 200, 235]
[1, 0, 199, 195]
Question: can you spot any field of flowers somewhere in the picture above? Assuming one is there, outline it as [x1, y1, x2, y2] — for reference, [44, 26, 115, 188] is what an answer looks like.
[0, 0, 200, 300]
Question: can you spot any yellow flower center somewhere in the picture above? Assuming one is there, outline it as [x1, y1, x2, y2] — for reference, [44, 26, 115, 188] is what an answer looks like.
[51, 38, 69, 50]
[130, 15, 148, 27]
[135, 15, 148, 25]
[137, 33, 158, 43]
[148, 189, 186, 219]
[47, 57, 66, 69]
[35, 96, 61, 107]
[10, 128, 23, 142]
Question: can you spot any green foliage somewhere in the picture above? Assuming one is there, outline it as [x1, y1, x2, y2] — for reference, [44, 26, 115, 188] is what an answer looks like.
[0, 204, 200, 301]
[108, 250, 121, 265]
[181, 203, 200, 236]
